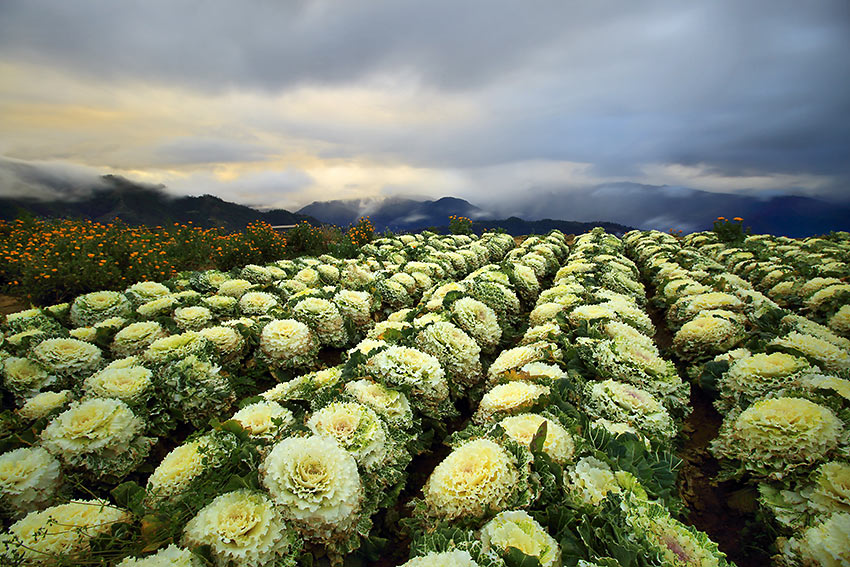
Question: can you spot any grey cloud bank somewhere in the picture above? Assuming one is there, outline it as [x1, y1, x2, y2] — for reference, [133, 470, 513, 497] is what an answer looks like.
[0, 0, 848, 211]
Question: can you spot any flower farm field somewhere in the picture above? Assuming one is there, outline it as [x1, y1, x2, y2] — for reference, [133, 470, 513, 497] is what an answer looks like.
[0, 223, 849, 567]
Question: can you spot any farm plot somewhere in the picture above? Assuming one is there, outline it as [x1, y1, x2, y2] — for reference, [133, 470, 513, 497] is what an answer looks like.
[5, 224, 840, 566]
[624, 229, 850, 567]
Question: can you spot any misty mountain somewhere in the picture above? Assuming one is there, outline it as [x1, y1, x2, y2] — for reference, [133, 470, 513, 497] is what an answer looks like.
[0, 175, 318, 231]
[496, 183, 850, 238]
[299, 196, 486, 232]
[468, 217, 634, 236]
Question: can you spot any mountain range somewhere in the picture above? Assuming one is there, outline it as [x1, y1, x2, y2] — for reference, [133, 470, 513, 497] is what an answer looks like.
[0, 175, 318, 231]
[297, 187, 850, 237]
[2, 169, 848, 237]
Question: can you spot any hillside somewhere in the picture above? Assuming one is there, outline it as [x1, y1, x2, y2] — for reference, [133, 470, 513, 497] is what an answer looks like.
[0, 175, 318, 231]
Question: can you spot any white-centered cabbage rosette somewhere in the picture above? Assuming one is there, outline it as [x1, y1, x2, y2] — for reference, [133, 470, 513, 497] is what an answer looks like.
[4, 308, 59, 335]
[259, 319, 320, 371]
[124, 280, 171, 306]
[711, 397, 845, 481]
[111, 321, 168, 358]
[230, 400, 294, 442]
[0, 446, 62, 517]
[291, 297, 349, 348]
[0, 500, 129, 564]
[70, 290, 133, 327]
[480, 510, 561, 567]
[143, 331, 212, 365]
[260, 366, 342, 407]
[565, 456, 647, 507]
[182, 489, 301, 567]
[449, 297, 502, 352]
[344, 378, 415, 431]
[475, 382, 551, 424]
[260, 435, 365, 543]
[769, 332, 850, 373]
[238, 291, 280, 316]
[31, 337, 103, 381]
[575, 335, 689, 419]
[136, 295, 179, 319]
[117, 544, 203, 567]
[414, 321, 482, 392]
[146, 432, 237, 502]
[584, 380, 677, 447]
[499, 413, 575, 465]
[487, 341, 561, 385]
[307, 401, 390, 470]
[201, 294, 239, 318]
[83, 364, 154, 407]
[173, 305, 213, 331]
[199, 325, 246, 361]
[715, 352, 814, 413]
[333, 289, 376, 336]
[156, 355, 235, 428]
[16, 390, 73, 421]
[400, 550, 481, 567]
[40, 398, 154, 480]
[672, 310, 746, 361]
[624, 499, 730, 567]
[779, 511, 850, 567]
[1, 356, 54, 401]
[364, 345, 451, 418]
[422, 438, 528, 521]
[217, 278, 255, 298]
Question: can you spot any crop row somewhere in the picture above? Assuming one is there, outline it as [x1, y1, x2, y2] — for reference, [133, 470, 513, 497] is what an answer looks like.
[624, 229, 850, 567]
[680, 230, 849, 339]
[399, 227, 733, 566]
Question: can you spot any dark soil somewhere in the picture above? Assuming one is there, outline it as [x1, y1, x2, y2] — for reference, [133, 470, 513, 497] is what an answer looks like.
[677, 388, 771, 566]
[643, 282, 771, 566]
[0, 294, 29, 317]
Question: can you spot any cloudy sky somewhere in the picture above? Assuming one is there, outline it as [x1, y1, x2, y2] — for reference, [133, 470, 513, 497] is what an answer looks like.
[1, 0, 848, 216]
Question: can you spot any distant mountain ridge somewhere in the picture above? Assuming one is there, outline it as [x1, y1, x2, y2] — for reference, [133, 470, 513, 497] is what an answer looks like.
[0, 175, 318, 231]
[3, 167, 847, 238]
[502, 183, 850, 237]
[298, 196, 486, 232]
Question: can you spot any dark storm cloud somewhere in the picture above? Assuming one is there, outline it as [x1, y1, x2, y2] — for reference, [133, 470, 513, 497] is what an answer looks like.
[1, 0, 848, 197]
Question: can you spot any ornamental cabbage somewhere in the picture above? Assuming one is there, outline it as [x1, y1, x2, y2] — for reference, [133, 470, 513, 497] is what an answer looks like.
[41, 398, 153, 480]
[111, 321, 167, 358]
[182, 489, 301, 567]
[31, 337, 102, 379]
[259, 319, 320, 370]
[70, 290, 132, 327]
[423, 438, 520, 520]
[260, 435, 364, 542]
[500, 413, 575, 464]
[0, 446, 62, 517]
[292, 297, 349, 348]
[475, 382, 551, 424]
[307, 402, 389, 469]
[711, 397, 844, 480]
[480, 510, 561, 567]
[585, 380, 676, 446]
[0, 500, 129, 564]
[400, 550, 480, 567]
[116, 544, 202, 567]
[344, 379, 414, 430]
[414, 321, 482, 391]
[231, 400, 294, 441]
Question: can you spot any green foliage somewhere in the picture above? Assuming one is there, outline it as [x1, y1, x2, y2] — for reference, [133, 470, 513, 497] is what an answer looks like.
[712, 217, 750, 244]
[449, 215, 474, 235]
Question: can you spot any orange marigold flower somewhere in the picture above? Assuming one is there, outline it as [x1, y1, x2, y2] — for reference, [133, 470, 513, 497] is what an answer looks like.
[733, 217, 743, 222]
